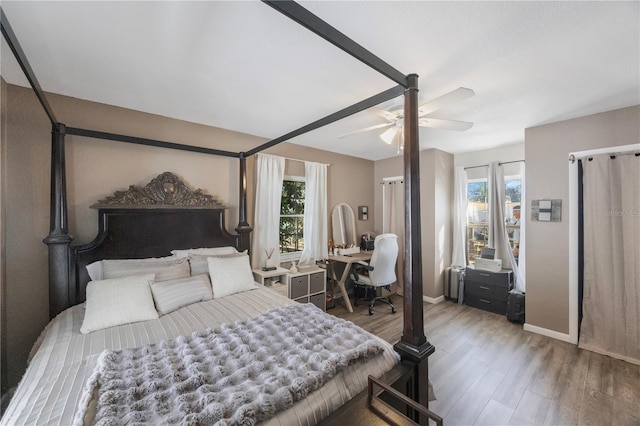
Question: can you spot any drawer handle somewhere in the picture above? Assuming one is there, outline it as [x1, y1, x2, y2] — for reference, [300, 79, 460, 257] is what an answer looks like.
[480, 299, 491, 304]
[479, 285, 490, 290]
[479, 273, 491, 277]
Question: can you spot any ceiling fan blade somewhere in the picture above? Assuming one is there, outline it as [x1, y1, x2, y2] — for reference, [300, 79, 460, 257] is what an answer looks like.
[418, 87, 475, 117]
[419, 118, 474, 131]
[338, 122, 392, 138]
[370, 107, 399, 122]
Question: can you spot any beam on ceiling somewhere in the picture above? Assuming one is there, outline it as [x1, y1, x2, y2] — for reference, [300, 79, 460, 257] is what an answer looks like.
[65, 127, 239, 158]
[262, 0, 409, 88]
[0, 7, 59, 129]
[246, 85, 405, 156]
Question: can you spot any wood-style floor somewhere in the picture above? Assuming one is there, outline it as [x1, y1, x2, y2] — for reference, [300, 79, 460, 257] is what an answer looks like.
[329, 297, 640, 426]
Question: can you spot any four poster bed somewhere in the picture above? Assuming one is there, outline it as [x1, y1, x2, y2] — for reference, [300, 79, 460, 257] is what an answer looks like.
[1, 1, 440, 425]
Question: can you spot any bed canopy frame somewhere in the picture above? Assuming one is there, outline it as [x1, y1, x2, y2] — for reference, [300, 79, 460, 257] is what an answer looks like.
[1, 1, 436, 421]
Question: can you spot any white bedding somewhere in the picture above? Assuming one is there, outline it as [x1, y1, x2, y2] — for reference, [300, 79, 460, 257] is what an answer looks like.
[1, 286, 399, 425]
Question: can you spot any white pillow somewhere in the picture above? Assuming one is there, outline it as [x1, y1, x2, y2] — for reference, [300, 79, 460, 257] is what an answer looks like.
[188, 251, 248, 276]
[171, 246, 238, 259]
[81, 274, 158, 334]
[151, 274, 212, 315]
[207, 253, 255, 298]
[101, 258, 190, 282]
[86, 256, 176, 281]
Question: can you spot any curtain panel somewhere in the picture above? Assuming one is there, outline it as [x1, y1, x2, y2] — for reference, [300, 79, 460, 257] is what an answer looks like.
[579, 153, 639, 365]
[451, 166, 468, 268]
[488, 162, 524, 291]
[252, 154, 285, 269]
[298, 161, 328, 266]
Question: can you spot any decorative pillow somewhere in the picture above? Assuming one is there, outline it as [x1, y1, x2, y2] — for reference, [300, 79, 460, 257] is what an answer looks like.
[81, 274, 158, 334]
[188, 251, 248, 276]
[207, 253, 255, 298]
[171, 246, 238, 259]
[151, 274, 213, 315]
[101, 258, 190, 282]
[86, 256, 176, 281]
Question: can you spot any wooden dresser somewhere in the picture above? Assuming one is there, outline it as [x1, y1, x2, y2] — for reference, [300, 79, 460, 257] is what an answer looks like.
[464, 265, 512, 315]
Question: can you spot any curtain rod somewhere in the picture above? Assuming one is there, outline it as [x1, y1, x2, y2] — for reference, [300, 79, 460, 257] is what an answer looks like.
[463, 159, 525, 170]
[569, 151, 640, 163]
[380, 176, 404, 184]
[260, 152, 331, 166]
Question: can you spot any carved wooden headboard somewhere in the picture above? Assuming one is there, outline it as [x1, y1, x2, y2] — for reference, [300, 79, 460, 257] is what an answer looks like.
[63, 172, 247, 311]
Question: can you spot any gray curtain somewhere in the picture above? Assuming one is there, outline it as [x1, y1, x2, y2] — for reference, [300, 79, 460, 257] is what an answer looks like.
[579, 153, 639, 365]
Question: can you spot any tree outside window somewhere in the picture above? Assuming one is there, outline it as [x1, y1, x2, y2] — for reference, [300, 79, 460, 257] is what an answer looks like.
[280, 179, 305, 254]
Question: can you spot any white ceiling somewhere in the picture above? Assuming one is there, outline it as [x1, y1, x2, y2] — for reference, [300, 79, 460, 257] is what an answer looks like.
[1, 1, 638, 161]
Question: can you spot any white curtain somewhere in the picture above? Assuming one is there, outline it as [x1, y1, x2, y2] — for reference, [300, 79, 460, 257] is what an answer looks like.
[517, 161, 526, 290]
[252, 154, 285, 269]
[382, 179, 404, 295]
[488, 162, 524, 291]
[298, 161, 328, 266]
[451, 166, 468, 268]
[579, 153, 639, 365]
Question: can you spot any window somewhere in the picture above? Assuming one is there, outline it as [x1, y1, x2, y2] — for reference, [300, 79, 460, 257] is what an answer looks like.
[466, 176, 521, 264]
[505, 177, 522, 260]
[280, 177, 305, 259]
[467, 179, 489, 264]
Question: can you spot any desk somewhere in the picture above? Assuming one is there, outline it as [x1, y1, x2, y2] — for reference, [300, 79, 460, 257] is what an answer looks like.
[328, 251, 372, 313]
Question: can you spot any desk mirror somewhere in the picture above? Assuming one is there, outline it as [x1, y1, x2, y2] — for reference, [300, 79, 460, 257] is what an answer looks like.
[332, 203, 357, 247]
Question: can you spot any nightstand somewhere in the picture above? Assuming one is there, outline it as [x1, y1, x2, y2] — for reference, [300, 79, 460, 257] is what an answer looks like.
[252, 267, 289, 298]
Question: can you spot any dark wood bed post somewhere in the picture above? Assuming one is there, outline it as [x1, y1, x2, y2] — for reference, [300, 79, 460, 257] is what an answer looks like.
[43, 123, 73, 319]
[235, 152, 252, 253]
[393, 74, 435, 418]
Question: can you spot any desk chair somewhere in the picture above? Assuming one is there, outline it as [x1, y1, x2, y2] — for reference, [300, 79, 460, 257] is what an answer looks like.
[349, 233, 398, 315]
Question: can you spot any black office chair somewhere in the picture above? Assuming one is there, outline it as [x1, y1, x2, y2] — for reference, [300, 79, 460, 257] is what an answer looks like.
[349, 233, 398, 315]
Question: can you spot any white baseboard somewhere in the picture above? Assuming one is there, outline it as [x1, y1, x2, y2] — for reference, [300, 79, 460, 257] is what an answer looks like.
[423, 295, 445, 304]
[523, 323, 577, 344]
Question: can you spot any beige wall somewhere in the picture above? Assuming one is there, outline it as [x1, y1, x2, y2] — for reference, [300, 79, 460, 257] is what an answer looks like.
[2, 83, 374, 389]
[524, 105, 640, 335]
[374, 148, 454, 299]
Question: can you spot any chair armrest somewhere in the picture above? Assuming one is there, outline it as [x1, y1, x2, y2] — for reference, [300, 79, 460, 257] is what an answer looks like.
[355, 261, 374, 271]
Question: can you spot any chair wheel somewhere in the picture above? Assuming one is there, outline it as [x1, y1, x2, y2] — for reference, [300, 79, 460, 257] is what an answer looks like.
[391, 307, 397, 314]
[368, 307, 374, 315]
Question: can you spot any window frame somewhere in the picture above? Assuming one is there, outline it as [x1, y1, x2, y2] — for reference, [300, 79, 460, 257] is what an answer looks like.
[279, 175, 306, 262]
[464, 174, 522, 264]
[466, 177, 489, 264]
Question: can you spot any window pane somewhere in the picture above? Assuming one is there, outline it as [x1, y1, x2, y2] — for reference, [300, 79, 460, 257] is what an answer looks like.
[280, 179, 305, 254]
[505, 178, 521, 254]
[467, 180, 488, 264]
[467, 181, 488, 224]
[281, 180, 305, 215]
[280, 216, 305, 253]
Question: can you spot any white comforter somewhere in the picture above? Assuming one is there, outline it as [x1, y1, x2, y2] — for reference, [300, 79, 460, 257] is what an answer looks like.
[2, 286, 399, 425]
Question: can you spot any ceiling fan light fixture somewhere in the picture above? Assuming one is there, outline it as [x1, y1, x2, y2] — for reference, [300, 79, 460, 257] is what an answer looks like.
[380, 127, 396, 145]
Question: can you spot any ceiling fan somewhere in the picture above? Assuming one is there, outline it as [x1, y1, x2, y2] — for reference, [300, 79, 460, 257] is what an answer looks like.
[340, 87, 475, 149]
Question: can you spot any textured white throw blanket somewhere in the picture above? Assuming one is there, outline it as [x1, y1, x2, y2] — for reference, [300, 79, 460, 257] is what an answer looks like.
[74, 303, 384, 425]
